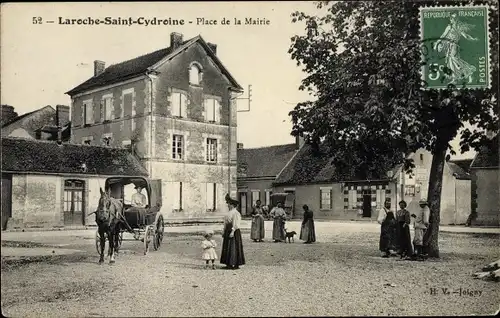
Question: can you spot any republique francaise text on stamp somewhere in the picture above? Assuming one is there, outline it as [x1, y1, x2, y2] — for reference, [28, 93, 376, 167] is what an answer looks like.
[420, 4, 491, 90]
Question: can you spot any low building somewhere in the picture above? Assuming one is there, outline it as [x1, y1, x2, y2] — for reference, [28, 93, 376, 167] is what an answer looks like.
[267, 143, 471, 224]
[1, 104, 71, 142]
[1, 137, 148, 230]
[470, 134, 499, 227]
[236, 139, 300, 216]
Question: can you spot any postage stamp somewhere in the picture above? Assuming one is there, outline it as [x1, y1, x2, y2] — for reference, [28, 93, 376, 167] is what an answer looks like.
[420, 5, 491, 90]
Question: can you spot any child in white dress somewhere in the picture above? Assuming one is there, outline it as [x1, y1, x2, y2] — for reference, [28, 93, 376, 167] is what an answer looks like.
[201, 230, 217, 269]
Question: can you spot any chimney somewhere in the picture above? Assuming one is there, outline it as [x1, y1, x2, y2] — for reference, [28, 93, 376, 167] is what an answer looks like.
[207, 42, 217, 55]
[1, 104, 18, 125]
[94, 60, 105, 76]
[56, 105, 70, 127]
[237, 143, 244, 150]
[295, 135, 305, 150]
[170, 32, 184, 50]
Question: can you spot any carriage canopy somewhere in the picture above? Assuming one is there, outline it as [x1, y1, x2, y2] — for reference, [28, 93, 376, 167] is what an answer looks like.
[104, 177, 162, 213]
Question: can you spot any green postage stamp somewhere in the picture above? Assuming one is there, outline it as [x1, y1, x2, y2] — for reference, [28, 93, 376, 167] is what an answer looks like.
[420, 5, 491, 90]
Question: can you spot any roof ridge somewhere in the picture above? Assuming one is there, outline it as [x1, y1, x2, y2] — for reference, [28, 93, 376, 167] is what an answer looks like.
[105, 46, 170, 69]
[2, 136, 129, 151]
[239, 143, 296, 150]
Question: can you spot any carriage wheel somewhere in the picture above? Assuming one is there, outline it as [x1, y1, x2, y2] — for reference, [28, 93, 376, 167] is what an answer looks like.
[95, 230, 105, 255]
[144, 226, 152, 255]
[153, 215, 165, 251]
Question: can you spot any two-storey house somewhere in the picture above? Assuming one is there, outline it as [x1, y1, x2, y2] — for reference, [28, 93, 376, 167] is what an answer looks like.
[66, 32, 243, 221]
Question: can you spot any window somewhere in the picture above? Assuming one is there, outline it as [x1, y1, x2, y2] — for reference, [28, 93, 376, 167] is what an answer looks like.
[320, 188, 332, 210]
[189, 64, 202, 85]
[173, 182, 183, 211]
[251, 190, 260, 207]
[204, 98, 219, 123]
[172, 135, 184, 160]
[265, 190, 272, 206]
[83, 100, 93, 125]
[206, 183, 217, 212]
[206, 138, 217, 162]
[82, 136, 93, 145]
[102, 96, 113, 121]
[405, 185, 416, 196]
[171, 92, 187, 118]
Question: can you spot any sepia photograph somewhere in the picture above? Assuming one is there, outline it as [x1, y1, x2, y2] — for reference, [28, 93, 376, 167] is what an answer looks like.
[1, 1, 499, 317]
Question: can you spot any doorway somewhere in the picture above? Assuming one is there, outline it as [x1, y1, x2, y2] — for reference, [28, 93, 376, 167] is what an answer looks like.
[362, 190, 372, 217]
[1, 174, 12, 230]
[63, 179, 85, 225]
[239, 192, 247, 216]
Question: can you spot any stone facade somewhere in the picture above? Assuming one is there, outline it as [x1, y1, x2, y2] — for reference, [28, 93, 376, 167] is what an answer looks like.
[69, 34, 242, 222]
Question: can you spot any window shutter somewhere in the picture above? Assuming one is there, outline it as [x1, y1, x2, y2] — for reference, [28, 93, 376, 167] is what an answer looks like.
[88, 102, 94, 124]
[172, 182, 180, 210]
[215, 100, 221, 123]
[181, 94, 187, 118]
[82, 103, 85, 126]
[100, 100, 104, 122]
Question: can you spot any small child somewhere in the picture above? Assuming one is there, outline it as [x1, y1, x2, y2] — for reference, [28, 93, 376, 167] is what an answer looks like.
[201, 230, 217, 269]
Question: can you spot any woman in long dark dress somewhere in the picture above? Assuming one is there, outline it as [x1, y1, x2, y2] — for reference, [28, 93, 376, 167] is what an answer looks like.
[377, 199, 397, 258]
[299, 204, 316, 244]
[396, 200, 413, 259]
[220, 194, 245, 269]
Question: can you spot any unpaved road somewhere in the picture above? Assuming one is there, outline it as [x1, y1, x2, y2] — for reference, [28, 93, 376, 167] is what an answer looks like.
[1, 227, 499, 317]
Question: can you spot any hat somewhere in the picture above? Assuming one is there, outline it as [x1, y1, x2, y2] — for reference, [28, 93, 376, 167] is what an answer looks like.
[419, 199, 428, 205]
[204, 230, 214, 236]
[225, 193, 239, 206]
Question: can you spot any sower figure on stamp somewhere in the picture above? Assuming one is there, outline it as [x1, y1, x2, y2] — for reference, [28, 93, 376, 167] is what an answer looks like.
[411, 199, 430, 261]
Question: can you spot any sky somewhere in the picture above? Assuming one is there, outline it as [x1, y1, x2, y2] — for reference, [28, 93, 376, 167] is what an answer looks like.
[1, 2, 475, 159]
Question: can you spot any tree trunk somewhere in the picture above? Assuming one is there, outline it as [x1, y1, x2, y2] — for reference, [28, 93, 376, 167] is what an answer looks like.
[423, 137, 448, 258]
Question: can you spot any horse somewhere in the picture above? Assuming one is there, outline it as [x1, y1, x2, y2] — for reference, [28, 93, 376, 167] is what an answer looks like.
[93, 187, 124, 264]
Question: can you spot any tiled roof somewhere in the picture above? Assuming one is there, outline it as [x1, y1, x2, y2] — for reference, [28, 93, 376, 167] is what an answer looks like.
[273, 143, 392, 186]
[447, 162, 471, 180]
[66, 35, 243, 96]
[471, 134, 499, 168]
[449, 159, 473, 173]
[66, 47, 174, 95]
[1, 137, 148, 176]
[237, 144, 298, 178]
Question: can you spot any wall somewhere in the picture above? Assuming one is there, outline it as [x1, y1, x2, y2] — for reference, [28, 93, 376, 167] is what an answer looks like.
[237, 178, 274, 216]
[151, 161, 234, 221]
[71, 78, 150, 156]
[454, 179, 472, 225]
[472, 168, 500, 226]
[398, 149, 472, 225]
[274, 181, 398, 221]
[10, 174, 62, 228]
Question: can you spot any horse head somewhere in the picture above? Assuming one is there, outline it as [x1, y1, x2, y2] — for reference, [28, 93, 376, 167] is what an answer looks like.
[96, 187, 112, 224]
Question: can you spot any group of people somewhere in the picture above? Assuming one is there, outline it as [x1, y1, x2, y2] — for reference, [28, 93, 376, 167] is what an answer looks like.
[200, 195, 317, 270]
[377, 198, 430, 261]
[250, 200, 316, 244]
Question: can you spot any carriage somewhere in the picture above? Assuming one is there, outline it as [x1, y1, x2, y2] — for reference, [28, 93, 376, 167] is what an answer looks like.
[95, 176, 164, 256]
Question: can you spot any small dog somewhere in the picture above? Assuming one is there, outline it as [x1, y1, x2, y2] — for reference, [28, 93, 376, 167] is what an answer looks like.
[284, 229, 297, 243]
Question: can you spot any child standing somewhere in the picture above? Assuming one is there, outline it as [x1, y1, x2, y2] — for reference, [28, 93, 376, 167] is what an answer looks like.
[201, 230, 217, 269]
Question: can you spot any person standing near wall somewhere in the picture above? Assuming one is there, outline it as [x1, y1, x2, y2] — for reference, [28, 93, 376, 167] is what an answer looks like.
[299, 204, 316, 244]
[270, 202, 287, 242]
[250, 200, 265, 242]
[377, 198, 397, 258]
[411, 199, 430, 261]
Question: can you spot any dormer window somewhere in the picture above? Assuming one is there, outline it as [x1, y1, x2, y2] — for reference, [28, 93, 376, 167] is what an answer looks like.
[189, 63, 202, 85]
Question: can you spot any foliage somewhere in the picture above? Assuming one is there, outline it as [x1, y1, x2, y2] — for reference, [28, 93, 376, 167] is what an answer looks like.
[289, 0, 499, 176]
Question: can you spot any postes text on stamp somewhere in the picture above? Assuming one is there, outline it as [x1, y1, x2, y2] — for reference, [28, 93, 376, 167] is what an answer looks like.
[420, 5, 491, 90]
